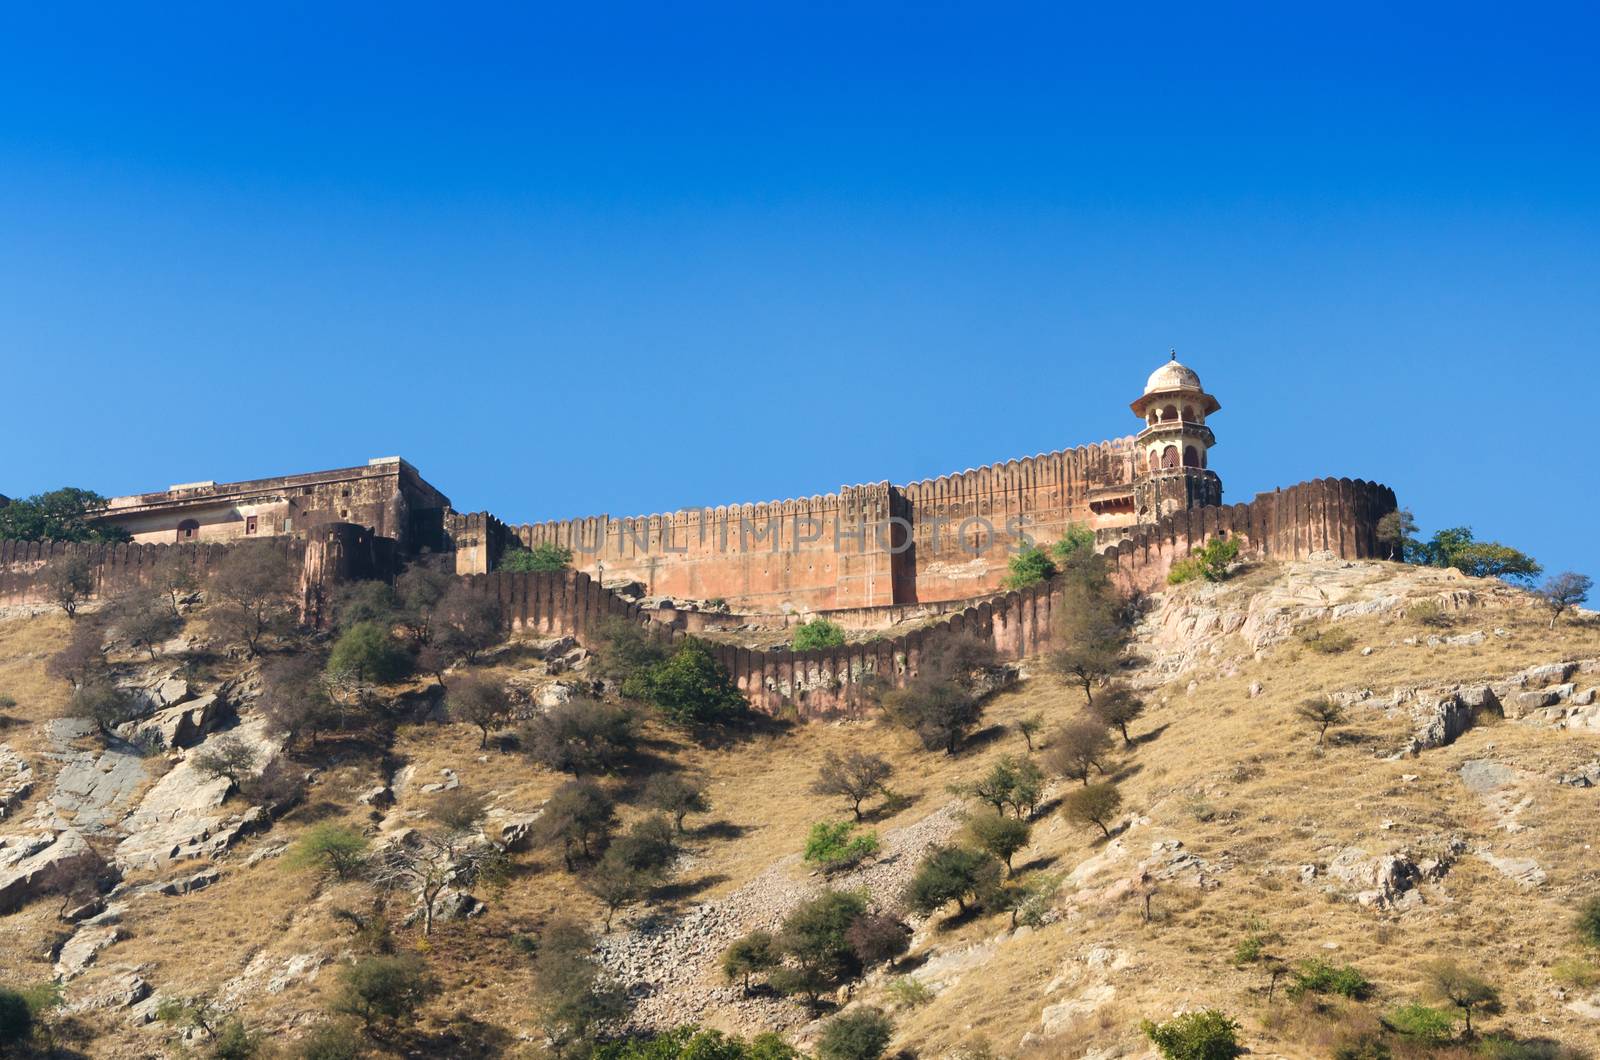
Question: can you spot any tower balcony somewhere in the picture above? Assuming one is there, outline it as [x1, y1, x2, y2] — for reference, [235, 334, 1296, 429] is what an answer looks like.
[1136, 421, 1215, 447]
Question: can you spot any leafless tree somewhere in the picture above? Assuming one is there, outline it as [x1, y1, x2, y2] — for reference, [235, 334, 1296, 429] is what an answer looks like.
[42, 553, 94, 618]
[1045, 718, 1114, 785]
[206, 541, 296, 657]
[810, 750, 893, 821]
[369, 790, 501, 937]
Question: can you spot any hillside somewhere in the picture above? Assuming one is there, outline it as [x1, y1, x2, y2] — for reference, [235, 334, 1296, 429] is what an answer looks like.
[2, 555, 1599, 1058]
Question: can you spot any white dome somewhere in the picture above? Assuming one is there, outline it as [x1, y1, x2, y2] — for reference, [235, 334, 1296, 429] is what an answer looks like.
[1144, 358, 1202, 394]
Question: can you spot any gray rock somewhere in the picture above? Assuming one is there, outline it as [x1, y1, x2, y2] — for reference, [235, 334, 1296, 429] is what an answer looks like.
[494, 810, 545, 852]
[121, 692, 225, 751]
[67, 968, 149, 1012]
[151, 868, 220, 896]
[48, 745, 148, 830]
[55, 926, 121, 978]
[0, 744, 33, 819]
[0, 828, 107, 914]
[1405, 694, 1477, 754]
[1474, 850, 1546, 888]
[357, 785, 395, 807]
[1523, 662, 1578, 688]
[1460, 760, 1518, 793]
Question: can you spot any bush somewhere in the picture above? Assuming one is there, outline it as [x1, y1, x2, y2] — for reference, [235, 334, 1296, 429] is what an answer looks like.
[804, 821, 880, 874]
[1298, 625, 1356, 654]
[294, 1021, 364, 1060]
[1383, 1002, 1456, 1044]
[207, 541, 297, 655]
[72, 679, 137, 736]
[523, 698, 638, 775]
[1052, 523, 1096, 561]
[1003, 546, 1057, 590]
[499, 542, 573, 573]
[536, 779, 617, 869]
[1332, 1034, 1392, 1060]
[816, 1007, 893, 1060]
[773, 890, 870, 1005]
[793, 618, 847, 651]
[1089, 682, 1146, 746]
[191, 734, 259, 789]
[0, 987, 31, 1050]
[1045, 718, 1113, 785]
[1167, 537, 1240, 586]
[41, 553, 95, 617]
[332, 954, 433, 1029]
[1287, 957, 1372, 1000]
[288, 824, 369, 880]
[592, 1027, 800, 1059]
[533, 917, 628, 1051]
[637, 639, 745, 727]
[1140, 1009, 1242, 1060]
[844, 913, 910, 968]
[594, 617, 672, 689]
[885, 975, 933, 1008]
[1578, 895, 1600, 948]
[1407, 600, 1453, 628]
[212, 1017, 262, 1059]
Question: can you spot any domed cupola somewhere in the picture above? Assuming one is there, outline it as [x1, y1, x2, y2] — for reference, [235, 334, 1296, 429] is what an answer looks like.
[1129, 352, 1223, 521]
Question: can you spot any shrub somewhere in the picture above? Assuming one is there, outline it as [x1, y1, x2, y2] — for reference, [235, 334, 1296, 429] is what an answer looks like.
[334, 580, 400, 631]
[592, 1027, 800, 1059]
[1140, 1009, 1242, 1060]
[609, 815, 678, 877]
[584, 852, 648, 931]
[964, 813, 1030, 874]
[260, 655, 337, 745]
[804, 821, 880, 874]
[884, 677, 981, 755]
[533, 917, 627, 1051]
[1383, 1002, 1456, 1044]
[41, 553, 95, 617]
[1422, 959, 1501, 1037]
[816, 1007, 893, 1060]
[289, 824, 369, 880]
[641, 773, 711, 833]
[0, 987, 31, 1050]
[212, 1017, 262, 1059]
[1420, 527, 1541, 584]
[638, 639, 745, 727]
[499, 542, 573, 572]
[1332, 1034, 1392, 1060]
[1052, 523, 1096, 561]
[523, 698, 638, 775]
[448, 674, 512, 748]
[1298, 625, 1356, 654]
[1167, 537, 1240, 586]
[1407, 600, 1453, 628]
[811, 751, 893, 821]
[431, 582, 505, 665]
[72, 679, 137, 737]
[332, 954, 433, 1029]
[1287, 957, 1372, 1000]
[293, 1021, 364, 1060]
[1089, 682, 1146, 746]
[885, 975, 933, 1008]
[107, 588, 182, 659]
[1003, 546, 1057, 590]
[1551, 956, 1600, 989]
[1063, 782, 1123, 838]
[1534, 572, 1592, 627]
[1578, 895, 1600, 948]
[844, 912, 910, 968]
[792, 618, 847, 651]
[593, 617, 672, 690]
[904, 846, 1001, 916]
[1015, 712, 1043, 751]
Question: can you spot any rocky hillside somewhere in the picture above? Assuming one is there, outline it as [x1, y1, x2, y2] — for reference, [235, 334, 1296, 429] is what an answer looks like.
[1, 555, 1598, 1058]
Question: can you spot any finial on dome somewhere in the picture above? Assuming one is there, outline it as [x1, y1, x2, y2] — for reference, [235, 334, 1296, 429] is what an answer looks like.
[1170, 348, 1177, 360]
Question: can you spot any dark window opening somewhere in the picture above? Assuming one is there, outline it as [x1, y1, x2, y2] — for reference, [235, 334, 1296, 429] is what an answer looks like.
[177, 519, 199, 542]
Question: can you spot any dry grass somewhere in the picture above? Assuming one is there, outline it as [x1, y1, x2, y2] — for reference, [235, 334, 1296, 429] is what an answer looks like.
[2, 567, 1599, 1056]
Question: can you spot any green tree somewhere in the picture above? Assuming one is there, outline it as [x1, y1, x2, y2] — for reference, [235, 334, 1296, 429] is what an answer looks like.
[792, 618, 847, 651]
[904, 846, 1002, 917]
[1168, 537, 1240, 585]
[773, 890, 869, 1007]
[584, 852, 648, 931]
[191, 734, 258, 790]
[1003, 545, 1057, 590]
[1089, 682, 1146, 747]
[332, 955, 433, 1031]
[1015, 712, 1044, 751]
[1420, 527, 1541, 584]
[638, 639, 745, 727]
[593, 617, 672, 691]
[327, 621, 413, 687]
[1376, 509, 1420, 562]
[722, 930, 781, 993]
[288, 824, 369, 880]
[1063, 782, 1123, 838]
[499, 542, 573, 572]
[0, 487, 128, 543]
[965, 813, 1030, 874]
[1141, 1009, 1242, 1060]
[816, 1007, 893, 1060]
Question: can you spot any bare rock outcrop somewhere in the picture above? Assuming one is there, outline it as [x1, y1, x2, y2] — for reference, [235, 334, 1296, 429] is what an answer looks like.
[0, 827, 106, 913]
[0, 743, 33, 818]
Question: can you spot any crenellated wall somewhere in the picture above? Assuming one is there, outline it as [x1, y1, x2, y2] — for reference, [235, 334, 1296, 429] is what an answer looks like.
[452, 438, 1150, 611]
[458, 477, 1396, 718]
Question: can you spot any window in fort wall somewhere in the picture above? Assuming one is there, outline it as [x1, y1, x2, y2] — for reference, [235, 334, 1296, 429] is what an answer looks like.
[177, 519, 199, 542]
[246, 516, 258, 535]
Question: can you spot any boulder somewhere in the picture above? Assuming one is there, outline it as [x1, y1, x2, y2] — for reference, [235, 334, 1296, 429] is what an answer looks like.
[55, 925, 122, 978]
[0, 829, 107, 914]
[1404, 694, 1477, 754]
[357, 785, 395, 808]
[121, 692, 225, 750]
[0, 744, 33, 819]
[494, 810, 545, 852]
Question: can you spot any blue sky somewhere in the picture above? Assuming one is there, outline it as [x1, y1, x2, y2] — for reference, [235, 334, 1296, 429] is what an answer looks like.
[2, 3, 1595, 579]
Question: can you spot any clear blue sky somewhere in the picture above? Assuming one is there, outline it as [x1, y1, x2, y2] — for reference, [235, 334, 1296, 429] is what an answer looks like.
[2, 3, 1595, 578]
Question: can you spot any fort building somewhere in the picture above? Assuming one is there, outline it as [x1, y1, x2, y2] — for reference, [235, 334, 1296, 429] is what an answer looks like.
[93, 457, 451, 555]
[80, 356, 1230, 614]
